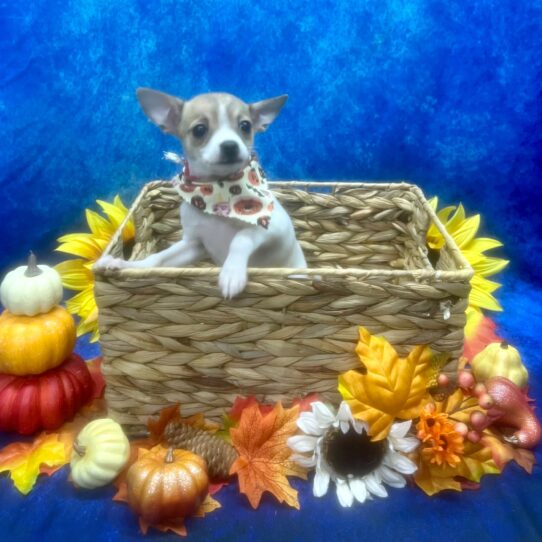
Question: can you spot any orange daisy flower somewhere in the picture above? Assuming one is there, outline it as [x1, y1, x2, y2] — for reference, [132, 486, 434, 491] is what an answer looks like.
[416, 406, 465, 468]
[417, 405, 449, 442]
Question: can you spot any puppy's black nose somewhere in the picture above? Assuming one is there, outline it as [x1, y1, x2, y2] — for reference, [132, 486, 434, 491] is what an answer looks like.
[220, 140, 240, 161]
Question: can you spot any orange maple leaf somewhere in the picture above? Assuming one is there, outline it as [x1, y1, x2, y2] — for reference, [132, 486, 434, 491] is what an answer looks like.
[230, 403, 306, 510]
[463, 315, 502, 361]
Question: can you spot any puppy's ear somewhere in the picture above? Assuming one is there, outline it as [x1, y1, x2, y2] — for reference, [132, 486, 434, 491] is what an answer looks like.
[250, 95, 288, 132]
[136, 88, 184, 135]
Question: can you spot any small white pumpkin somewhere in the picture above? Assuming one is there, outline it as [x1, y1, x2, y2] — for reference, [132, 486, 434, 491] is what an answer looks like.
[0, 252, 63, 316]
[471, 341, 529, 388]
[71, 418, 131, 489]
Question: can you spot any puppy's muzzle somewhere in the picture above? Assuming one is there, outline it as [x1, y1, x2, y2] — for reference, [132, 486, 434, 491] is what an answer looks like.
[220, 140, 240, 162]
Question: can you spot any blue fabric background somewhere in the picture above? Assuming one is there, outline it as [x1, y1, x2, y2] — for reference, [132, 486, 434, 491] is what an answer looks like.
[0, 0, 541, 541]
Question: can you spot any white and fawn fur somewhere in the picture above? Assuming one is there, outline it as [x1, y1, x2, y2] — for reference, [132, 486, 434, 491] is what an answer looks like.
[96, 89, 307, 298]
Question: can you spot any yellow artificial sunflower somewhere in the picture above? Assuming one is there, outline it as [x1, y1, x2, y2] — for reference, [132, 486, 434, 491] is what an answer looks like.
[54, 196, 135, 342]
[427, 197, 509, 312]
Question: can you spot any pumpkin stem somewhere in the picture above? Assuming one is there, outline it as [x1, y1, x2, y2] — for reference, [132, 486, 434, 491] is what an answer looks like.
[73, 441, 87, 457]
[165, 447, 175, 464]
[501, 341, 509, 349]
[24, 251, 43, 277]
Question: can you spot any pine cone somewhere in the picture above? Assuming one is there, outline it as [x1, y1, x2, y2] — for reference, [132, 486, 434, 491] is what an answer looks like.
[164, 421, 238, 482]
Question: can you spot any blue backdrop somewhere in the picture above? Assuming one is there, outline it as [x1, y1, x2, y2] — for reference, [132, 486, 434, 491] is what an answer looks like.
[1, 1, 542, 541]
[1, 0, 541, 280]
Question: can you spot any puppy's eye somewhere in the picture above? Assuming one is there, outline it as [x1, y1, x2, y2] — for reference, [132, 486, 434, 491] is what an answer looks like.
[192, 124, 207, 138]
[239, 120, 252, 134]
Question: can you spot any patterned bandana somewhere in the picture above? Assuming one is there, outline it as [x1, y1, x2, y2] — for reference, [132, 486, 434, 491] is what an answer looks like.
[171, 155, 275, 229]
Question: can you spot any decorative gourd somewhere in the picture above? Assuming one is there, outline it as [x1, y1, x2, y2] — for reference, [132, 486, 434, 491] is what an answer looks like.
[0, 353, 93, 435]
[71, 418, 131, 489]
[471, 341, 529, 388]
[0, 252, 63, 316]
[126, 446, 209, 524]
[0, 306, 76, 375]
[486, 377, 541, 449]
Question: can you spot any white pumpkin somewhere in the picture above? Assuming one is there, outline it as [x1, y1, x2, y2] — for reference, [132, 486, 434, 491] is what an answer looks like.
[0, 252, 63, 316]
[71, 418, 131, 489]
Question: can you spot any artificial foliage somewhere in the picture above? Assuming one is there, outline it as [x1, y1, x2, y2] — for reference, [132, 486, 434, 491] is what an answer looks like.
[230, 403, 307, 510]
[338, 328, 433, 440]
[0, 192, 538, 538]
[55, 196, 135, 342]
[427, 198, 509, 312]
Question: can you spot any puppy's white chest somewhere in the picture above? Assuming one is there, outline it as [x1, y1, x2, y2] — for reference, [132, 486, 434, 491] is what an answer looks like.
[180, 202, 245, 265]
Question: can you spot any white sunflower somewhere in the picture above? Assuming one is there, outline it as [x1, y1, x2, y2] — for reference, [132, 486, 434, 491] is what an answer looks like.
[287, 401, 419, 507]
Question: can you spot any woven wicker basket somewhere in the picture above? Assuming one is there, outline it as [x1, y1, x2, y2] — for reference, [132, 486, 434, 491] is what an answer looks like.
[94, 180, 473, 434]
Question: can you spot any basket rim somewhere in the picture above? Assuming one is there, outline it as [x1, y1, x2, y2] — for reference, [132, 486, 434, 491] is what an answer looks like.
[95, 179, 474, 281]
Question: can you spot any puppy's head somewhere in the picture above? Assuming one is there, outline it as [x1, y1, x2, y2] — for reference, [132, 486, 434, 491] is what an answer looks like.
[136, 88, 287, 178]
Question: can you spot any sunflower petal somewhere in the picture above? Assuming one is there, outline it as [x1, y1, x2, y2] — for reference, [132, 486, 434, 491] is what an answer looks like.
[469, 283, 503, 312]
[336, 480, 354, 507]
[55, 236, 108, 260]
[445, 204, 466, 232]
[471, 275, 502, 294]
[436, 205, 456, 224]
[96, 198, 126, 229]
[465, 237, 503, 253]
[85, 209, 115, 238]
[472, 257, 509, 277]
[451, 214, 481, 248]
[66, 288, 96, 316]
[54, 260, 94, 291]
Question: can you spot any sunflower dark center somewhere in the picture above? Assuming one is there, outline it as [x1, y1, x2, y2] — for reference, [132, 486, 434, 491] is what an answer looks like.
[323, 427, 386, 478]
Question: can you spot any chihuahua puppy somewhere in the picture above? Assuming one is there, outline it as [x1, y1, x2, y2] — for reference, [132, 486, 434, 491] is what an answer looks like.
[96, 89, 307, 298]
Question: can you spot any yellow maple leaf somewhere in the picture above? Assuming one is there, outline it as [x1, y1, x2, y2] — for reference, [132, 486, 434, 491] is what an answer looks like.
[230, 403, 306, 510]
[481, 429, 535, 474]
[0, 433, 67, 495]
[338, 327, 433, 441]
[413, 389, 501, 496]
[414, 440, 500, 496]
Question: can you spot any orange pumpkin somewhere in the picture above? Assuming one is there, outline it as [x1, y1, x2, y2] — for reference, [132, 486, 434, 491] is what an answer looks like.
[0, 306, 76, 375]
[126, 446, 209, 524]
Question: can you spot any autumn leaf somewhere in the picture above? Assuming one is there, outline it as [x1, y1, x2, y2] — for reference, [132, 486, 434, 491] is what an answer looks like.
[147, 405, 182, 443]
[481, 429, 536, 473]
[292, 393, 320, 413]
[228, 396, 275, 423]
[147, 405, 220, 445]
[230, 403, 306, 509]
[434, 388, 483, 426]
[413, 390, 501, 496]
[87, 356, 106, 399]
[0, 357, 107, 495]
[338, 327, 433, 440]
[193, 494, 221, 517]
[463, 313, 502, 361]
[139, 518, 187, 537]
[0, 433, 67, 494]
[414, 440, 500, 496]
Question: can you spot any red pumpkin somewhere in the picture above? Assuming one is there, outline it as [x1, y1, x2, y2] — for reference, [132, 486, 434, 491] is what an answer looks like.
[0, 353, 93, 435]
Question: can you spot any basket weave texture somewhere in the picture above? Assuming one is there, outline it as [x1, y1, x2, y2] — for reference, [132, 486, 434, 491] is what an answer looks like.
[94, 180, 473, 434]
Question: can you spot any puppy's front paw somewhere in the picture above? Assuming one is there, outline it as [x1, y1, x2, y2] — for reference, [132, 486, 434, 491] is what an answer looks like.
[219, 266, 248, 299]
[93, 255, 128, 271]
